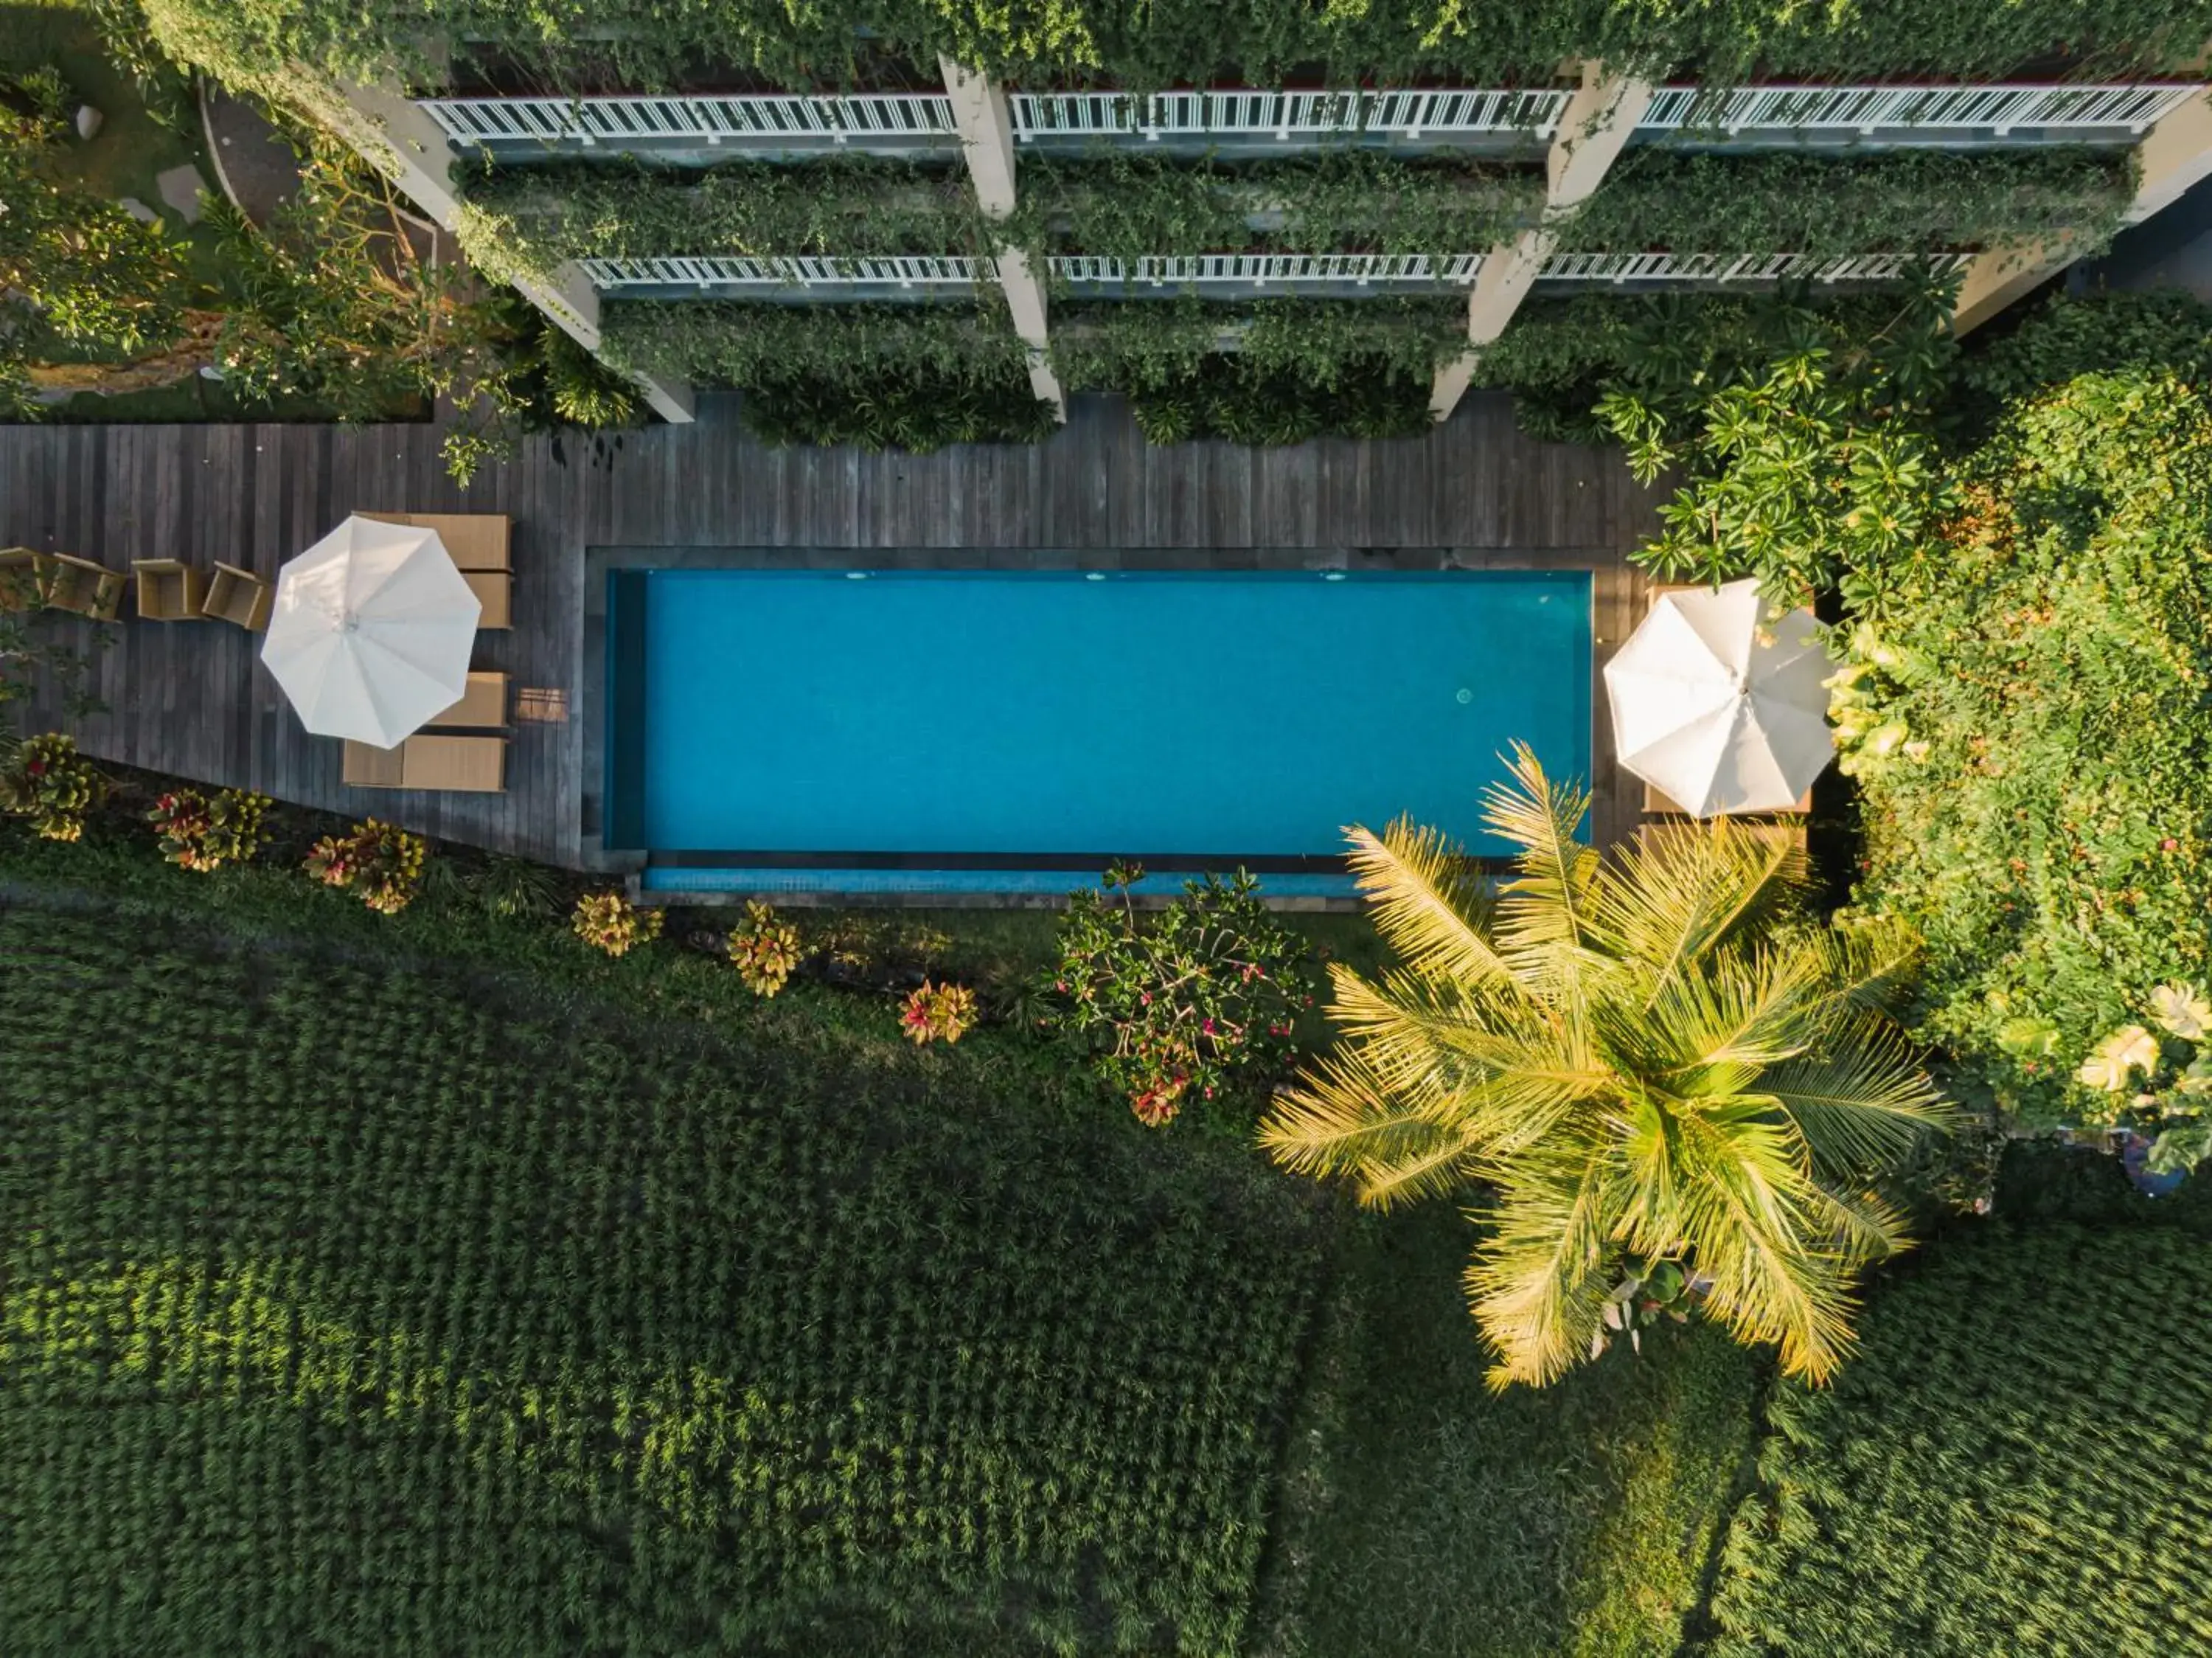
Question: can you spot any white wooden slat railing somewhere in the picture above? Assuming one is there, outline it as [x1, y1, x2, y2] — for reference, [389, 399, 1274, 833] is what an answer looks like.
[1050, 253, 1486, 286]
[1641, 82, 2197, 136]
[1538, 252, 1978, 283]
[1009, 88, 1568, 141]
[577, 255, 987, 290]
[421, 93, 957, 148]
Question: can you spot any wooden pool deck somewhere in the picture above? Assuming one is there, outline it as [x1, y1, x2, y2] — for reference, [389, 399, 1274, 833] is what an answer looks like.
[0, 392, 1662, 873]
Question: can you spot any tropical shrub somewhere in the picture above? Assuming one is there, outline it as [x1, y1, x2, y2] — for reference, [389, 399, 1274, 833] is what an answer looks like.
[467, 851, 564, 919]
[1261, 747, 1950, 1388]
[1839, 372, 2212, 1124]
[727, 899, 804, 996]
[0, 898, 1329, 1655]
[0, 733, 105, 842]
[900, 979, 978, 1045]
[305, 817, 428, 914]
[601, 298, 1031, 395]
[146, 787, 273, 871]
[1950, 287, 2212, 443]
[1595, 275, 1955, 606]
[570, 889, 661, 957]
[2076, 985, 2212, 1176]
[1054, 296, 1465, 396]
[1705, 1221, 2212, 1656]
[1037, 864, 1309, 1125]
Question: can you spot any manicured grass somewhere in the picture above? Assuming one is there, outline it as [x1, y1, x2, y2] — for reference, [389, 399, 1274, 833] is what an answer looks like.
[1256, 1205, 1761, 1658]
[0, 886, 1332, 1655]
[1705, 1215, 2212, 1657]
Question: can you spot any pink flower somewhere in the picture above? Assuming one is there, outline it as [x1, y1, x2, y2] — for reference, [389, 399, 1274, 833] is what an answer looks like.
[1201, 1017, 1217, 1036]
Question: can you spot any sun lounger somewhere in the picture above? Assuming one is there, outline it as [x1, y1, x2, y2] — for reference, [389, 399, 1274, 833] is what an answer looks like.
[44, 554, 125, 621]
[462, 570, 512, 630]
[201, 561, 274, 631]
[342, 735, 507, 794]
[133, 559, 208, 621]
[358, 511, 511, 572]
[427, 671, 508, 730]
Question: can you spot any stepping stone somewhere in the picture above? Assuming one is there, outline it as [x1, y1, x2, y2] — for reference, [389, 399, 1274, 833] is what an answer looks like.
[74, 105, 102, 141]
[118, 197, 157, 224]
[155, 163, 209, 223]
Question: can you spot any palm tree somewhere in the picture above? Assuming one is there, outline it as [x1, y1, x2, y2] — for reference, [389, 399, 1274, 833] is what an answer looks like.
[1261, 746, 1951, 1390]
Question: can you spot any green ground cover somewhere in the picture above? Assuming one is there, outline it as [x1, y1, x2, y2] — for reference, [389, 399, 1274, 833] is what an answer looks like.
[1705, 1201, 2212, 1656]
[0, 888, 1332, 1654]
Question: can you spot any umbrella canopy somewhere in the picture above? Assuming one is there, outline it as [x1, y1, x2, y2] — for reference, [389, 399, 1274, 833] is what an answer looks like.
[1604, 578, 1834, 817]
[261, 515, 481, 748]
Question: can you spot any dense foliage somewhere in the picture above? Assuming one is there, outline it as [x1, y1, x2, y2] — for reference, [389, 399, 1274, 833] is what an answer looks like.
[1950, 286, 2212, 443]
[305, 816, 429, 913]
[1054, 295, 1465, 392]
[2075, 984, 2212, 1176]
[1037, 867, 1311, 1125]
[1128, 355, 1433, 443]
[740, 368, 1061, 451]
[1010, 152, 1537, 262]
[142, 0, 2212, 100]
[1838, 370, 2212, 1126]
[459, 157, 987, 276]
[1554, 147, 2135, 259]
[1263, 749, 1949, 1387]
[0, 897, 1326, 1655]
[145, 785, 273, 871]
[601, 299, 1032, 393]
[1705, 1221, 2212, 1657]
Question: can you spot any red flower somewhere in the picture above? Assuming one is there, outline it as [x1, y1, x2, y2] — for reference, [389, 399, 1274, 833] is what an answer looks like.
[1201, 1016, 1217, 1036]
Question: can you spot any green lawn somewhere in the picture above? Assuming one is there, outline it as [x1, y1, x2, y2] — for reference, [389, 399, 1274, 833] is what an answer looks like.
[0, 818, 1768, 1657]
[1256, 1207, 1760, 1658]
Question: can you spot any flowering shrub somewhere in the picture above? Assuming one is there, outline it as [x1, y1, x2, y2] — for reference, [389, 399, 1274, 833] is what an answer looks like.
[571, 890, 661, 957]
[305, 818, 428, 915]
[1, 733, 105, 842]
[1037, 865, 1310, 1126]
[147, 788, 272, 871]
[900, 979, 977, 1046]
[728, 901, 803, 997]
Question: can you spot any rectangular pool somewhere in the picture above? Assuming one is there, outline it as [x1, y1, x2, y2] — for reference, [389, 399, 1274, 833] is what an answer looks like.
[606, 568, 1590, 894]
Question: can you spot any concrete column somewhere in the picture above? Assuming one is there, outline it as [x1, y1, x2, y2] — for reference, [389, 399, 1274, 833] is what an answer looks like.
[324, 79, 696, 423]
[1955, 85, 2212, 336]
[940, 57, 1066, 420]
[1432, 62, 1649, 420]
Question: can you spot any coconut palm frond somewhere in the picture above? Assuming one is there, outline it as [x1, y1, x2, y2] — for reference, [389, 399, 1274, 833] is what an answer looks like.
[1760, 1021, 1955, 1177]
[1790, 914, 1927, 1024]
[1343, 819, 1525, 996]
[1641, 946, 1828, 1080]
[1601, 819, 1805, 999]
[1483, 743, 1601, 971]
[1465, 1140, 1621, 1389]
[1259, 1050, 1486, 1207]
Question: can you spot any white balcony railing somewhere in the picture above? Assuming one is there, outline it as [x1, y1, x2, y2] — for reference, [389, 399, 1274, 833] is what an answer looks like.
[1538, 252, 1977, 283]
[1641, 82, 2197, 136]
[1009, 88, 1568, 142]
[577, 254, 987, 291]
[421, 93, 958, 148]
[1051, 253, 1486, 287]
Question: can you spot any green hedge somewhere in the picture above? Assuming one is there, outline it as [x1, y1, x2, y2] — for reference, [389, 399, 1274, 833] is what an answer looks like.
[1009, 152, 1539, 262]
[1126, 356, 1434, 444]
[1951, 286, 2212, 442]
[458, 157, 987, 278]
[599, 298, 1032, 390]
[143, 0, 2212, 101]
[1840, 370, 2212, 1124]
[740, 368, 1061, 449]
[1554, 147, 2137, 258]
[1705, 1221, 2212, 1655]
[1052, 295, 1466, 391]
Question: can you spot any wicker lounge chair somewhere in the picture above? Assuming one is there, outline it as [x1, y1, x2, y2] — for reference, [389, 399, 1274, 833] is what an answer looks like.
[357, 511, 511, 572]
[342, 735, 507, 793]
[133, 559, 209, 621]
[200, 561, 274, 631]
[0, 547, 46, 614]
[44, 554, 125, 621]
[427, 671, 508, 730]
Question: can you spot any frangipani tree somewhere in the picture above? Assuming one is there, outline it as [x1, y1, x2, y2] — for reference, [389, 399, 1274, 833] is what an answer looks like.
[1261, 747, 1951, 1389]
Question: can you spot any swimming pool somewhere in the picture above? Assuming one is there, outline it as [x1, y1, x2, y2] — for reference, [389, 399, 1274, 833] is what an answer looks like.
[605, 568, 1590, 895]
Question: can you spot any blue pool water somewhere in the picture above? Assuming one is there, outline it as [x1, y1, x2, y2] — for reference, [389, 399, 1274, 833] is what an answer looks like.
[609, 569, 1590, 885]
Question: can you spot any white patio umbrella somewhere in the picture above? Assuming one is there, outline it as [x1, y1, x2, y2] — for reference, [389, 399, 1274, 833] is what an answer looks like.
[1604, 578, 1834, 817]
[261, 515, 481, 748]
